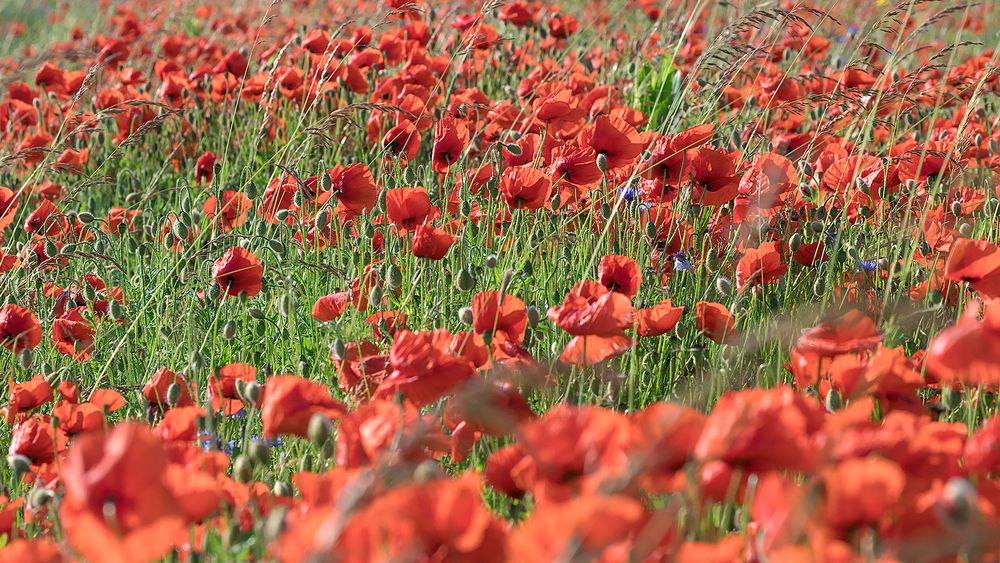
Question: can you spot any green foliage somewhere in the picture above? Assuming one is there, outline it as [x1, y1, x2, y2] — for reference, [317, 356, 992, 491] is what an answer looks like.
[631, 54, 681, 132]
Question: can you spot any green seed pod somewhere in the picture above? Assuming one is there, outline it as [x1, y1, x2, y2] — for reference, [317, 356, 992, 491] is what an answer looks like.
[386, 264, 403, 290]
[232, 455, 254, 482]
[248, 440, 271, 465]
[526, 305, 541, 327]
[458, 306, 473, 325]
[277, 294, 292, 318]
[242, 381, 262, 404]
[272, 481, 294, 497]
[222, 320, 237, 340]
[166, 382, 183, 407]
[456, 268, 476, 292]
[308, 413, 333, 446]
[824, 388, 843, 412]
[789, 233, 803, 252]
[17, 347, 33, 371]
[172, 220, 190, 241]
[596, 153, 608, 174]
[413, 459, 445, 482]
[268, 239, 286, 255]
[77, 211, 95, 224]
[716, 277, 733, 295]
[109, 299, 125, 321]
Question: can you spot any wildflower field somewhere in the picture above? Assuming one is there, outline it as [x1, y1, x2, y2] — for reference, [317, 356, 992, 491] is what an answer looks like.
[0, 0, 998, 560]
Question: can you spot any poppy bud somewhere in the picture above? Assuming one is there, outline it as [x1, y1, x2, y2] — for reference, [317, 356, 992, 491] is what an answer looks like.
[78, 211, 95, 224]
[166, 382, 183, 407]
[716, 277, 733, 295]
[458, 306, 473, 325]
[268, 239, 286, 256]
[233, 455, 254, 482]
[824, 388, 843, 412]
[320, 171, 332, 191]
[789, 233, 803, 252]
[363, 223, 376, 238]
[299, 360, 311, 376]
[877, 257, 889, 270]
[905, 179, 916, 191]
[958, 222, 973, 237]
[645, 220, 658, 239]
[272, 481, 293, 497]
[812, 277, 826, 297]
[277, 294, 292, 318]
[485, 255, 498, 269]
[243, 381, 262, 404]
[249, 307, 266, 319]
[527, 305, 541, 327]
[414, 459, 444, 482]
[808, 220, 824, 234]
[798, 162, 814, 178]
[942, 386, 962, 410]
[595, 153, 608, 174]
[44, 239, 58, 259]
[386, 264, 403, 290]
[299, 454, 313, 473]
[7, 454, 31, 477]
[550, 192, 561, 211]
[63, 243, 77, 254]
[275, 209, 291, 222]
[315, 209, 331, 231]
[17, 347, 32, 371]
[245, 183, 260, 200]
[172, 220, 189, 240]
[190, 350, 206, 371]
[261, 507, 288, 542]
[855, 177, 870, 193]
[248, 440, 271, 465]
[222, 320, 237, 340]
[330, 338, 346, 359]
[28, 488, 54, 508]
[942, 477, 978, 525]
[369, 285, 383, 306]
[950, 200, 964, 216]
[481, 330, 494, 347]
[503, 143, 522, 156]
[235, 378, 247, 401]
[990, 139, 1000, 154]
[499, 269, 514, 295]
[109, 299, 125, 321]
[456, 268, 476, 291]
[308, 412, 333, 446]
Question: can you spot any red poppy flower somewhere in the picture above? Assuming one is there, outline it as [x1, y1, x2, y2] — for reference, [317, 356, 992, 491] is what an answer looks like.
[629, 403, 705, 492]
[312, 291, 351, 322]
[212, 246, 263, 298]
[598, 254, 642, 297]
[209, 363, 257, 415]
[925, 301, 1000, 386]
[736, 241, 787, 291]
[376, 329, 476, 406]
[943, 238, 1000, 300]
[548, 144, 602, 192]
[0, 539, 62, 563]
[548, 280, 634, 365]
[204, 190, 252, 231]
[0, 304, 42, 352]
[499, 165, 551, 211]
[432, 114, 470, 174]
[329, 163, 380, 216]
[498, 1, 535, 26]
[195, 150, 216, 184]
[0, 186, 19, 231]
[636, 299, 685, 337]
[695, 386, 825, 476]
[381, 119, 421, 164]
[471, 290, 528, 343]
[143, 367, 194, 410]
[260, 375, 346, 438]
[386, 186, 439, 232]
[23, 199, 65, 237]
[640, 124, 714, 186]
[532, 89, 584, 139]
[60, 424, 185, 563]
[412, 224, 456, 260]
[738, 153, 797, 210]
[689, 147, 739, 205]
[8, 415, 64, 465]
[582, 115, 643, 173]
[822, 457, 905, 531]
[4, 373, 53, 422]
[694, 301, 739, 344]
